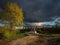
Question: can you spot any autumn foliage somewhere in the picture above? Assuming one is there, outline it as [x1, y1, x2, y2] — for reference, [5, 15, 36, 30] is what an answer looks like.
[1, 2, 24, 30]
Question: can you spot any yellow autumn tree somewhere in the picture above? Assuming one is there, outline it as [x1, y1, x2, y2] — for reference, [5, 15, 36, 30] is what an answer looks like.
[2, 2, 24, 30]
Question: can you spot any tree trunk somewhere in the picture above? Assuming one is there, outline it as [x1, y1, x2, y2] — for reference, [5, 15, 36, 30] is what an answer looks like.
[9, 22, 16, 31]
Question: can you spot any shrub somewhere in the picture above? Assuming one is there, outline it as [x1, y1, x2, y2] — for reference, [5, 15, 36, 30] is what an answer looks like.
[0, 27, 27, 40]
[4, 30, 17, 40]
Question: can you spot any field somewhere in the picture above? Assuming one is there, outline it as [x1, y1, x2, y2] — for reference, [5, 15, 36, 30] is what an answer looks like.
[0, 26, 60, 45]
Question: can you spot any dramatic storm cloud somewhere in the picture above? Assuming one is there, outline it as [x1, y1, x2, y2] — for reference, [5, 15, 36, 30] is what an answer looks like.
[0, 0, 60, 22]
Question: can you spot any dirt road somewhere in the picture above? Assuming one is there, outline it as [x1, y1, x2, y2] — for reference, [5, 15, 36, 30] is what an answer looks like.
[0, 35, 60, 45]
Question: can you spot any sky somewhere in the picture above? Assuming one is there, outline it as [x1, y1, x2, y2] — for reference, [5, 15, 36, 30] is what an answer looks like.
[0, 0, 60, 22]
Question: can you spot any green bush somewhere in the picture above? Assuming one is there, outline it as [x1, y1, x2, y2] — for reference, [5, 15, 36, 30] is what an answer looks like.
[4, 30, 17, 40]
[0, 27, 27, 40]
[3, 30, 27, 40]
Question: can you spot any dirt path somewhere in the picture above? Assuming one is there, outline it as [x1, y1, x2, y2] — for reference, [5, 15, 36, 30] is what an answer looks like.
[8, 35, 39, 45]
[0, 35, 60, 45]
[7, 35, 60, 45]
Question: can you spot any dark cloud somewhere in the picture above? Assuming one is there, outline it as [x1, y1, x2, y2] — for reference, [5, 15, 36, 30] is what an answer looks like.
[0, 0, 60, 22]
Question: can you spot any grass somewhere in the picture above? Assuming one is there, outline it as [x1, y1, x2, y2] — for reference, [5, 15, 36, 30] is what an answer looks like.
[35, 34, 60, 37]
[0, 26, 60, 40]
[0, 27, 28, 40]
[4, 30, 28, 40]
[55, 38, 60, 43]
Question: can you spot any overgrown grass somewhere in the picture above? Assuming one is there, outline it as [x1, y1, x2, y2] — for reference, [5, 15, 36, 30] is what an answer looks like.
[4, 30, 27, 40]
[50, 38, 60, 44]
[55, 38, 60, 43]
[0, 26, 60, 40]
[37, 34, 60, 37]
[0, 27, 28, 40]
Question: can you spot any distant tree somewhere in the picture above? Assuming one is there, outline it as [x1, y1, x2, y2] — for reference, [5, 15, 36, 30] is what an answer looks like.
[1, 2, 24, 30]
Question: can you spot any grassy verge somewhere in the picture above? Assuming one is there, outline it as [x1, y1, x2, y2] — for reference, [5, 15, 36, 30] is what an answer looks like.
[0, 27, 28, 40]
[33, 33, 60, 37]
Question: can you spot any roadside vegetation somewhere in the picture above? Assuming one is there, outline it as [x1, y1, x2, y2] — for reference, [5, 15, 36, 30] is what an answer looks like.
[0, 27, 28, 40]
[0, 2, 26, 40]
